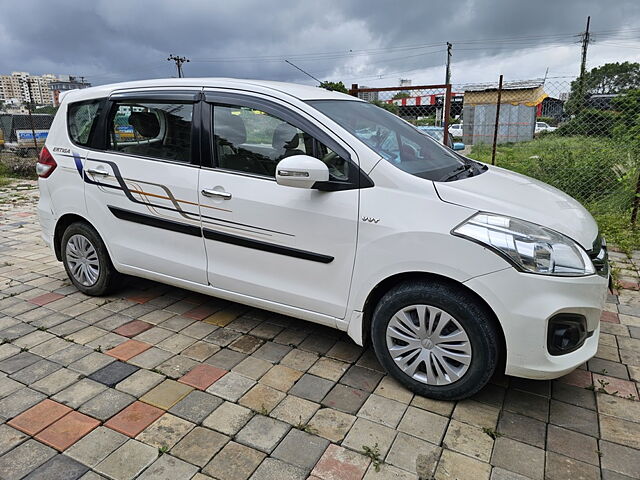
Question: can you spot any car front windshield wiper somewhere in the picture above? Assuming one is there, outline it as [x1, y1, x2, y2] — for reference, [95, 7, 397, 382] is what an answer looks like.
[439, 163, 474, 182]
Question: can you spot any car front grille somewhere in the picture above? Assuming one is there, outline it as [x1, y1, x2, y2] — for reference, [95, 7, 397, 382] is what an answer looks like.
[589, 233, 609, 277]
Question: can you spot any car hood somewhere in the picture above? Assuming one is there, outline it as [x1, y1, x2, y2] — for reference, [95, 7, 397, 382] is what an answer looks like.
[434, 165, 598, 249]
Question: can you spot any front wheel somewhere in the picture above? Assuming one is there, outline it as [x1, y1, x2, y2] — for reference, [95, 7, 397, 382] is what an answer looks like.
[61, 222, 120, 296]
[371, 280, 499, 400]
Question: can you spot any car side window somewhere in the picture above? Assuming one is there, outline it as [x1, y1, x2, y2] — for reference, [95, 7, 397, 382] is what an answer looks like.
[107, 102, 193, 163]
[212, 104, 349, 180]
[68, 100, 103, 146]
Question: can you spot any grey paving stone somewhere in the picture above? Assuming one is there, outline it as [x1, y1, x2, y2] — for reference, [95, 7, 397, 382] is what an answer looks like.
[9, 359, 60, 384]
[155, 354, 198, 379]
[78, 388, 135, 421]
[357, 393, 407, 428]
[204, 328, 242, 347]
[0, 439, 56, 480]
[587, 357, 629, 379]
[206, 371, 255, 402]
[128, 347, 173, 369]
[136, 414, 194, 450]
[29, 337, 71, 358]
[498, 410, 547, 448]
[0, 374, 24, 399]
[232, 356, 272, 380]
[23, 454, 89, 480]
[252, 342, 291, 363]
[0, 323, 36, 341]
[321, 384, 368, 414]
[65, 426, 129, 468]
[504, 389, 550, 422]
[397, 405, 448, 444]
[171, 426, 228, 467]
[48, 344, 93, 366]
[69, 352, 117, 377]
[546, 424, 599, 466]
[340, 364, 384, 392]
[205, 348, 247, 370]
[299, 334, 336, 355]
[235, 415, 290, 453]
[272, 428, 329, 471]
[491, 437, 545, 480]
[551, 382, 596, 410]
[52, 378, 107, 409]
[490, 467, 532, 480]
[48, 320, 86, 336]
[0, 351, 41, 374]
[0, 424, 29, 456]
[115, 369, 165, 397]
[202, 441, 265, 480]
[203, 401, 254, 436]
[30, 367, 82, 395]
[386, 432, 441, 474]
[249, 458, 307, 480]
[600, 441, 640, 479]
[545, 451, 600, 480]
[137, 454, 199, 480]
[0, 387, 47, 418]
[343, 417, 397, 457]
[549, 400, 599, 436]
[288, 374, 334, 402]
[13, 330, 54, 350]
[169, 390, 223, 424]
[86, 333, 127, 351]
[95, 439, 158, 480]
[88, 361, 139, 387]
[0, 343, 20, 362]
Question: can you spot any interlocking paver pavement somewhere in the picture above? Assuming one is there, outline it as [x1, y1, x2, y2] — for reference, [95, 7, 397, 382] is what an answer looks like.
[1, 179, 640, 479]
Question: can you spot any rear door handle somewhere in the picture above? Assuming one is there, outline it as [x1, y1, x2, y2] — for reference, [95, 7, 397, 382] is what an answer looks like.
[201, 189, 232, 200]
[86, 167, 109, 177]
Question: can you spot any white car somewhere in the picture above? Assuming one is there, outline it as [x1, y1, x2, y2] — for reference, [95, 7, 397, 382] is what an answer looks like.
[535, 121, 557, 134]
[448, 122, 463, 137]
[36, 78, 609, 400]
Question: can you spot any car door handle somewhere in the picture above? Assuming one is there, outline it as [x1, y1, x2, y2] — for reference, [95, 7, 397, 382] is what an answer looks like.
[201, 189, 232, 200]
[86, 167, 109, 177]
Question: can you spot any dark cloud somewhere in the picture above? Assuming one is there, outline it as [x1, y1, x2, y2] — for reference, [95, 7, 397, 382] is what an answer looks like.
[0, 0, 639, 86]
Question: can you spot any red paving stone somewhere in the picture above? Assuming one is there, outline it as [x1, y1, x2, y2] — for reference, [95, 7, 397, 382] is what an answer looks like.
[105, 339, 152, 361]
[35, 411, 100, 451]
[113, 320, 153, 338]
[104, 401, 164, 437]
[183, 303, 225, 320]
[593, 373, 639, 398]
[601, 311, 620, 324]
[557, 368, 593, 388]
[28, 292, 65, 306]
[127, 291, 161, 304]
[8, 399, 72, 435]
[311, 444, 370, 480]
[178, 364, 227, 390]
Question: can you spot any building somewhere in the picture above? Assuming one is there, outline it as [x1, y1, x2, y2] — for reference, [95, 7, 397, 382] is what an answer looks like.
[356, 85, 379, 102]
[50, 75, 91, 106]
[0, 72, 89, 107]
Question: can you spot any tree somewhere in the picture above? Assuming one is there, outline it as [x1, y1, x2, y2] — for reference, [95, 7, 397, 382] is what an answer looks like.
[371, 100, 399, 115]
[35, 105, 58, 115]
[319, 81, 348, 94]
[566, 62, 640, 114]
[392, 92, 410, 100]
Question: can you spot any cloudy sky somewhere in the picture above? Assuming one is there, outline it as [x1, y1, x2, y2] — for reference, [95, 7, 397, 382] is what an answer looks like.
[1, 0, 639, 89]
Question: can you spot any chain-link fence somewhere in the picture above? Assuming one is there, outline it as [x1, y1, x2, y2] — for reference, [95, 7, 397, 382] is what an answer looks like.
[350, 78, 640, 249]
[0, 112, 53, 176]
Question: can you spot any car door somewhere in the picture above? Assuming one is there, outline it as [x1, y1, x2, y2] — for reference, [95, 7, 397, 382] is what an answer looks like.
[83, 89, 207, 284]
[198, 91, 365, 320]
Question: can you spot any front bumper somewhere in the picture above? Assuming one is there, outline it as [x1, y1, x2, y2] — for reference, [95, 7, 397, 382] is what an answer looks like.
[464, 267, 608, 380]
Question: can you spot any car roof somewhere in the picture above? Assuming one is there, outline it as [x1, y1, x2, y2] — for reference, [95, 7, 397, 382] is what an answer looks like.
[61, 77, 361, 104]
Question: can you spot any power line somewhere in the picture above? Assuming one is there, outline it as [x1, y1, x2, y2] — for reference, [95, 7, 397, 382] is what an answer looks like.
[167, 54, 190, 78]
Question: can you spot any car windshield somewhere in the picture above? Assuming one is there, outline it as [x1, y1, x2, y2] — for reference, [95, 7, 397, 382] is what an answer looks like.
[308, 100, 465, 181]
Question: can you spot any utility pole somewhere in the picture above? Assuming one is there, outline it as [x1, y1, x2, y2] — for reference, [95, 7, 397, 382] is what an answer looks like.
[445, 42, 452, 85]
[577, 16, 591, 111]
[167, 54, 190, 78]
[20, 78, 39, 152]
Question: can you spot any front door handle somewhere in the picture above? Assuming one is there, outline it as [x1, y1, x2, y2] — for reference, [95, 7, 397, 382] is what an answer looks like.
[201, 189, 232, 200]
[86, 167, 109, 177]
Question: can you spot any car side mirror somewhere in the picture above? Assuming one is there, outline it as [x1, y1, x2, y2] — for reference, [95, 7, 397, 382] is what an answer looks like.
[276, 155, 329, 189]
[453, 142, 465, 151]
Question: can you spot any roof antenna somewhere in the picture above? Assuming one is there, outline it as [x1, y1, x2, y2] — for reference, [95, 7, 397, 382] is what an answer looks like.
[284, 59, 323, 85]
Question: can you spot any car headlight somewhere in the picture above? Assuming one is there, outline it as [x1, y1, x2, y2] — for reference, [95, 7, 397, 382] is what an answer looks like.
[453, 213, 595, 276]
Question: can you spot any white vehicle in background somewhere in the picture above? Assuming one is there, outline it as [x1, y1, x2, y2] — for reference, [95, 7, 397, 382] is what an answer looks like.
[36, 78, 608, 400]
[535, 121, 557, 134]
[448, 122, 463, 137]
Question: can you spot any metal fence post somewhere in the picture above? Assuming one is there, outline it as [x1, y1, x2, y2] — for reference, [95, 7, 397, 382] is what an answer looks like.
[443, 84, 452, 147]
[631, 170, 640, 226]
[491, 74, 504, 166]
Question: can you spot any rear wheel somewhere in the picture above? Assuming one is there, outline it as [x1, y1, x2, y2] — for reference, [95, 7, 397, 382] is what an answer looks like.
[61, 222, 120, 296]
[371, 280, 499, 400]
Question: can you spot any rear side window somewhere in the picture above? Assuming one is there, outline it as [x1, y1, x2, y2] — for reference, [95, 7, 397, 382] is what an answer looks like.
[67, 100, 103, 146]
[107, 102, 193, 163]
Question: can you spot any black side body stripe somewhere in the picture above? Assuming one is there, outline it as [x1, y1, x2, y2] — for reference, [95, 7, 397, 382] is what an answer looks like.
[203, 229, 334, 264]
[108, 206, 201, 237]
[107, 205, 333, 263]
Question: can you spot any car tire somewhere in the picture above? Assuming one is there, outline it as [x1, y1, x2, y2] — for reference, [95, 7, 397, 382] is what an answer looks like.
[371, 280, 499, 400]
[61, 222, 120, 296]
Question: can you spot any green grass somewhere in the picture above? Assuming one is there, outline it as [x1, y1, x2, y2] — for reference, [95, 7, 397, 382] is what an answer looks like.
[467, 135, 640, 252]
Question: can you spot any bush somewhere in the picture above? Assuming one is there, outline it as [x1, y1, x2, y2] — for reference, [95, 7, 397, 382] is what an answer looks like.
[556, 109, 619, 137]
